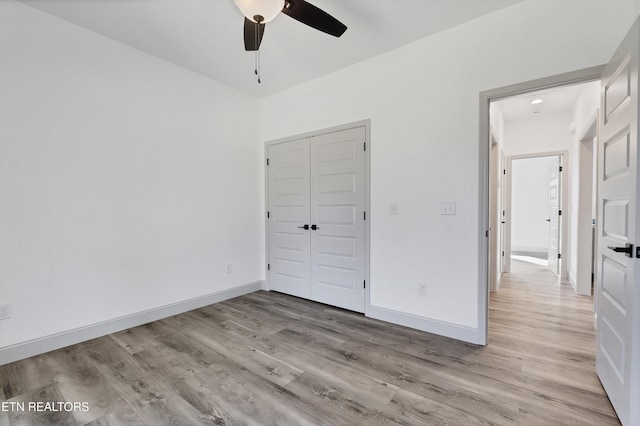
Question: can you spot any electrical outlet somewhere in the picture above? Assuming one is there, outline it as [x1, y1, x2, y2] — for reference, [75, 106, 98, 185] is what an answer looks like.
[226, 264, 233, 274]
[418, 284, 427, 296]
[441, 201, 456, 215]
[0, 303, 12, 320]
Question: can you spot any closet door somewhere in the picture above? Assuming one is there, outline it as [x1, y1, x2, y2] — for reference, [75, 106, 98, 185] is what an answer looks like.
[310, 127, 366, 312]
[267, 138, 311, 299]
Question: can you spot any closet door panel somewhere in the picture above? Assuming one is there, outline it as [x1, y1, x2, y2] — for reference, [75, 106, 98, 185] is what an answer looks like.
[310, 127, 366, 312]
[267, 138, 311, 299]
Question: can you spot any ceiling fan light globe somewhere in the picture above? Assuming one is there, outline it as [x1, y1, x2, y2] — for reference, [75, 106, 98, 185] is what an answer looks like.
[233, 0, 284, 23]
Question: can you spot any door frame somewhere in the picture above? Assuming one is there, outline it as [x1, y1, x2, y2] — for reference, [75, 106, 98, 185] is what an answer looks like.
[488, 130, 500, 292]
[478, 66, 605, 344]
[575, 111, 599, 296]
[264, 119, 371, 313]
[504, 151, 569, 279]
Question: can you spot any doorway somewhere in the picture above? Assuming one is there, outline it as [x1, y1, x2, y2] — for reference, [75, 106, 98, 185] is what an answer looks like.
[486, 80, 600, 294]
[509, 154, 563, 275]
[478, 66, 605, 346]
[480, 20, 640, 424]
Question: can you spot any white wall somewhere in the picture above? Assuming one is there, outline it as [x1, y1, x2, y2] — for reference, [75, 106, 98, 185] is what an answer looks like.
[502, 112, 574, 157]
[260, 0, 637, 339]
[569, 81, 600, 290]
[573, 83, 601, 136]
[511, 157, 558, 253]
[490, 104, 505, 147]
[569, 82, 600, 292]
[0, 2, 262, 350]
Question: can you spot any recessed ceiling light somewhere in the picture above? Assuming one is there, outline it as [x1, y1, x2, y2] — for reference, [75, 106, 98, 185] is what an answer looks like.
[531, 99, 544, 105]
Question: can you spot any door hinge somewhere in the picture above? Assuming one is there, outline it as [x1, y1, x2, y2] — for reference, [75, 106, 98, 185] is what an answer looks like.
[485, 230, 489, 237]
[558, 253, 562, 259]
[267, 263, 270, 270]
[502, 251, 505, 257]
[364, 142, 366, 151]
[503, 169, 506, 175]
[364, 211, 366, 221]
[266, 158, 269, 166]
[559, 166, 563, 172]
[267, 211, 270, 219]
[364, 280, 366, 289]
[558, 210, 562, 216]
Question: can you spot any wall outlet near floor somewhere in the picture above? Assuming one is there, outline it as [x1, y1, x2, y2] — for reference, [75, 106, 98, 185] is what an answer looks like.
[0, 303, 12, 320]
[226, 264, 233, 274]
[418, 284, 427, 296]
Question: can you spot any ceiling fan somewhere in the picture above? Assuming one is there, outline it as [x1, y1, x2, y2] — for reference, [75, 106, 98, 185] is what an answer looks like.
[232, 0, 347, 82]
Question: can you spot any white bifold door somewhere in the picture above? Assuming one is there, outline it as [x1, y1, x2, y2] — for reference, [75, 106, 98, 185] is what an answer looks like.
[595, 17, 640, 426]
[267, 127, 366, 313]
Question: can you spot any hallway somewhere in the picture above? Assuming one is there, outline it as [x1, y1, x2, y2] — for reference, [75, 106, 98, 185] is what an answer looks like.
[489, 258, 618, 424]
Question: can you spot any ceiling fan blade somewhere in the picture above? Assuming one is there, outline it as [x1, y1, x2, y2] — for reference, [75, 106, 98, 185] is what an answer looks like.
[281, 0, 347, 38]
[243, 17, 265, 51]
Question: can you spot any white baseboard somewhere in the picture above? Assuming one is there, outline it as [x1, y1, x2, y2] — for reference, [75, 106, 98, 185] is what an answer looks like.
[0, 281, 262, 366]
[366, 305, 483, 345]
[569, 273, 577, 291]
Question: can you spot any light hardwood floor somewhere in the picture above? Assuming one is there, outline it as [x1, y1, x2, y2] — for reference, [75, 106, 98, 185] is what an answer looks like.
[0, 260, 619, 425]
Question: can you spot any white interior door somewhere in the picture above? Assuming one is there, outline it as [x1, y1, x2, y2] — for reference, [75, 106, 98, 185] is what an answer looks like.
[547, 157, 560, 275]
[596, 18, 640, 426]
[310, 127, 366, 312]
[267, 138, 311, 299]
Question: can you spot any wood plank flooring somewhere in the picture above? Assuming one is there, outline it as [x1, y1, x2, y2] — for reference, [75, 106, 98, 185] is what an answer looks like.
[0, 260, 619, 425]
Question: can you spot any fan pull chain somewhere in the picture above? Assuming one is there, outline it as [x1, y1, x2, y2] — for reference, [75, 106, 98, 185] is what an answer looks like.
[254, 50, 261, 84]
[254, 21, 261, 84]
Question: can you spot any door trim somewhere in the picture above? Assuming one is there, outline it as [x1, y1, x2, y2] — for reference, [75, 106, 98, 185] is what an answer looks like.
[478, 66, 605, 345]
[264, 120, 371, 314]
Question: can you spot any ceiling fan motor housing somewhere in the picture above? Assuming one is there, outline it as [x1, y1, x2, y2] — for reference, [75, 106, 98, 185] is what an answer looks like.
[233, 0, 284, 23]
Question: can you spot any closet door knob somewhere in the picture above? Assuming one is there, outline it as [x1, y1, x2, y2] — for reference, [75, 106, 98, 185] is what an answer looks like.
[297, 224, 309, 230]
[311, 224, 319, 230]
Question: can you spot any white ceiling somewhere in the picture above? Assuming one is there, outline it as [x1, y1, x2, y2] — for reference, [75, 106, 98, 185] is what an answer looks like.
[493, 80, 601, 122]
[19, 0, 524, 97]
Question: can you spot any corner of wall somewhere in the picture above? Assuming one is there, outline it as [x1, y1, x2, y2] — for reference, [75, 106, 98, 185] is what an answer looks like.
[569, 273, 578, 291]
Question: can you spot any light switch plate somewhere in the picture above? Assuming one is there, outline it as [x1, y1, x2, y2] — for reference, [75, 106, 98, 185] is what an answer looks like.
[441, 201, 456, 215]
[390, 203, 398, 215]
